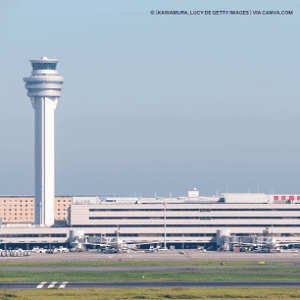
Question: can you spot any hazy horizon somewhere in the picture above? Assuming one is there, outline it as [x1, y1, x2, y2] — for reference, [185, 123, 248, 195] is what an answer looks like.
[0, 0, 299, 197]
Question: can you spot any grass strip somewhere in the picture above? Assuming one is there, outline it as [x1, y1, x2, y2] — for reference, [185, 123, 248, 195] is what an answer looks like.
[0, 260, 291, 267]
[203, 267, 300, 273]
[1, 287, 300, 299]
[0, 270, 300, 282]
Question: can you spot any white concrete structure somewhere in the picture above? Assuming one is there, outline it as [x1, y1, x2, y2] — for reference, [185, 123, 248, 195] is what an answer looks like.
[221, 193, 273, 204]
[1, 192, 300, 248]
[188, 188, 200, 198]
[69, 193, 300, 245]
[23, 56, 64, 226]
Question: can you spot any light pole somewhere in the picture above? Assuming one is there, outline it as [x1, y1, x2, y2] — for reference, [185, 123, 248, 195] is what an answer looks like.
[164, 201, 167, 250]
[37, 202, 43, 225]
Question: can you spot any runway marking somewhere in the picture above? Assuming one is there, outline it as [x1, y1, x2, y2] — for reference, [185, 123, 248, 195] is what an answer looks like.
[59, 281, 68, 288]
[36, 281, 47, 289]
[48, 281, 57, 288]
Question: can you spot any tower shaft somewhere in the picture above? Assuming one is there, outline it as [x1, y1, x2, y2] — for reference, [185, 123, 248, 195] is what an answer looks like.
[34, 97, 56, 225]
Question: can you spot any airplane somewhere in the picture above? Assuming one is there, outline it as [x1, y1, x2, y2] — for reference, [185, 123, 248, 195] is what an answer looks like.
[70, 226, 155, 253]
[237, 237, 298, 252]
[100, 228, 159, 253]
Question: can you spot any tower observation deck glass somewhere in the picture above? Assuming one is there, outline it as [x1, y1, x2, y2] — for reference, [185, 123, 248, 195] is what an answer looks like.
[31, 63, 57, 70]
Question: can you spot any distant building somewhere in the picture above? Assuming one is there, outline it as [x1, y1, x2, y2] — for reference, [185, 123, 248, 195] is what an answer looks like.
[0, 196, 72, 225]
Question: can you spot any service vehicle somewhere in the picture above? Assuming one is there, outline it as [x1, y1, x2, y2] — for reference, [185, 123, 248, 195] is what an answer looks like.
[57, 246, 69, 253]
[37, 248, 47, 253]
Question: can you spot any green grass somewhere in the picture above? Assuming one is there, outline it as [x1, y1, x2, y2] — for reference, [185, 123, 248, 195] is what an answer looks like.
[0, 287, 300, 299]
[0, 260, 291, 267]
[204, 267, 300, 273]
[0, 270, 300, 282]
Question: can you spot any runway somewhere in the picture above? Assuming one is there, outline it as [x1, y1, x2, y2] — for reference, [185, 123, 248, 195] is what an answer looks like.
[1, 281, 300, 290]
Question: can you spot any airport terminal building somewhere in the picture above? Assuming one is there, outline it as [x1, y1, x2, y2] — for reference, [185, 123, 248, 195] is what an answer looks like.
[0, 191, 300, 250]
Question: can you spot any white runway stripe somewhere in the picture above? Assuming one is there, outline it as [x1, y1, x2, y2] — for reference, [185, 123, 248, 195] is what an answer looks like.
[59, 281, 68, 288]
[36, 282, 47, 289]
[48, 281, 58, 288]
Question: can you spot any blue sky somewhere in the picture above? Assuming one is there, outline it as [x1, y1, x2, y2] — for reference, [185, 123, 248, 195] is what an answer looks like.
[0, 0, 299, 197]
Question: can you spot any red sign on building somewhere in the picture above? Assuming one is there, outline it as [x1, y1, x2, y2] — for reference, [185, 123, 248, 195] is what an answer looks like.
[274, 196, 279, 200]
[289, 196, 294, 200]
[282, 196, 286, 200]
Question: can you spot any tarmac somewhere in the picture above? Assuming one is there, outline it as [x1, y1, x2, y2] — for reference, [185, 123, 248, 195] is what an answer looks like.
[1, 281, 300, 290]
[1, 249, 300, 263]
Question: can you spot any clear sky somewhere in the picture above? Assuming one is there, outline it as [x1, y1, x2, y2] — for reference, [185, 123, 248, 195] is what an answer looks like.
[0, 0, 299, 197]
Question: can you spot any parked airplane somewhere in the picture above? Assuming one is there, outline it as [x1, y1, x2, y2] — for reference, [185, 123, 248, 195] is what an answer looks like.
[74, 227, 153, 253]
[238, 237, 298, 252]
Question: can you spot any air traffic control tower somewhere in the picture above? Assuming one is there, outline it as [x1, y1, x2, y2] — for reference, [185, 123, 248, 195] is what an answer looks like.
[23, 55, 65, 226]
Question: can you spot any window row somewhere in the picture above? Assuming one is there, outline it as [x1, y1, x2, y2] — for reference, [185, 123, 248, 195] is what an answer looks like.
[89, 208, 300, 212]
[89, 216, 300, 220]
[73, 224, 300, 227]
[0, 233, 67, 238]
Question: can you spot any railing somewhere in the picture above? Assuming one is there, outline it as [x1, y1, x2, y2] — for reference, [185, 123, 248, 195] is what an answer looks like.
[1, 223, 48, 228]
